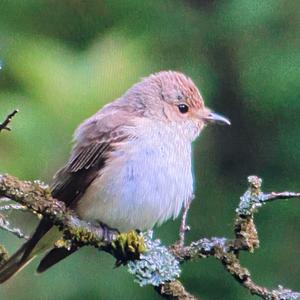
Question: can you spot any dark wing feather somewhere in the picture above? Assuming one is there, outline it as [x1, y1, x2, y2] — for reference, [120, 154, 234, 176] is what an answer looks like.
[37, 246, 78, 273]
[51, 113, 130, 206]
[0, 139, 115, 282]
[51, 142, 111, 206]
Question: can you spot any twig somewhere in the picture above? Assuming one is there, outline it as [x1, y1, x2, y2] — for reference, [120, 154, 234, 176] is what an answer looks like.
[178, 195, 193, 247]
[0, 202, 27, 211]
[169, 175, 300, 300]
[0, 110, 19, 132]
[0, 214, 29, 239]
[262, 191, 300, 202]
[0, 197, 29, 239]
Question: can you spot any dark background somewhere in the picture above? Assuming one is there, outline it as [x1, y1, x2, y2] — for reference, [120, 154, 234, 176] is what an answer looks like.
[0, 1, 299, 299]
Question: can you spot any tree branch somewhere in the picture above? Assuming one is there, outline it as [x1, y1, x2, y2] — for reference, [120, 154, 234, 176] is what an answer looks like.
[0, 174, 118, 248]
[0, 110, 19, 132]
[168, 176, 300, 300]
[0, 174, 299, 300]
[177, 195, 193, 247]
[156, 281, 197, 300]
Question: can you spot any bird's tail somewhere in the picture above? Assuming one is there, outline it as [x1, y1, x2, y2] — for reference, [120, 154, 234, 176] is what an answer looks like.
[0, 219, 58, 283]
[0, 242, 36, 283]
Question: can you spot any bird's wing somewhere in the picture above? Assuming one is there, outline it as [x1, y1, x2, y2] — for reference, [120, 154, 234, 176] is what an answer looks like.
[51, 111, 133, 206]
[35, 112, 134, 272]
[50, 140, 112, 206]
[36, 112, 135, 272]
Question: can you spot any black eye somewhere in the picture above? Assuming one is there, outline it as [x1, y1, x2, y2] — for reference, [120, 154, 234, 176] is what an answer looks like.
[177, 104, 189, 114]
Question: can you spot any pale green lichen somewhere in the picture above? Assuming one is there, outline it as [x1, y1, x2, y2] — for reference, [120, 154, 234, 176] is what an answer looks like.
[271, 286, 300, 300]
[127, 231, 181, 287]
[110, 230, 146, 262]
[236, 176, 266, 215]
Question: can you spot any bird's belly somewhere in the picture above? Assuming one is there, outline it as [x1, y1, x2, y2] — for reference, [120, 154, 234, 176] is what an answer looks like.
[76, 140, 194, 232]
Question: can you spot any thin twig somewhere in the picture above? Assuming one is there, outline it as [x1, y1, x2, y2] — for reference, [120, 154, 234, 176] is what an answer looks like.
[0, 214, 29, 239]
[262, 191, 300, 202]
[0, 203, 27, 211]
[178, 195, 193, 247]
[169, 175, 300, 300]
[0, 110, 19, 132]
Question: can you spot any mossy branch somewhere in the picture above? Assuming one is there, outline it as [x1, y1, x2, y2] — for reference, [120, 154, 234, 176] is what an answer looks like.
[0, 174, 118, 249]
[169, 176, 300, 300]
[0, 174, 300, 300]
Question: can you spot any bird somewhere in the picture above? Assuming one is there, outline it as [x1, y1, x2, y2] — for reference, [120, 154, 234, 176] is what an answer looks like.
[0, 70, 230, 283]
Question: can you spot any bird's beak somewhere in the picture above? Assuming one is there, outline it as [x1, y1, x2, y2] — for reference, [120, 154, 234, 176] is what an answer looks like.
[204, 111, 231, 125]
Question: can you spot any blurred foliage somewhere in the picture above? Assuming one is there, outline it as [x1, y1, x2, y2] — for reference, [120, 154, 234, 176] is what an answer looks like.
[0, 1, 299, 299]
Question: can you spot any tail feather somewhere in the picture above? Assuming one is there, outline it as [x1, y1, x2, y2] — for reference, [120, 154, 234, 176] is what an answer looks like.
[37, 246, 78, 273]
[0, 219, 58, 283]
[0, 243, 36, 283]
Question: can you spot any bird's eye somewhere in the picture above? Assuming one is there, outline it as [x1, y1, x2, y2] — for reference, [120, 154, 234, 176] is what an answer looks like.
[177, 104, 189, 114]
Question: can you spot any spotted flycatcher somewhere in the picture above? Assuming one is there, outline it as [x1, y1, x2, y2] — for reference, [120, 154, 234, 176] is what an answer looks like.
[0, 71, 230, 282]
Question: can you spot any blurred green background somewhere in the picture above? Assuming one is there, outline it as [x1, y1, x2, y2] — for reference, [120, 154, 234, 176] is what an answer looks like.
[0, 1, 299, 299]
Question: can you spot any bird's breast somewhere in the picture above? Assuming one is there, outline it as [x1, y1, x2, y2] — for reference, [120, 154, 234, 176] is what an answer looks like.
[76, 123, 194, 232]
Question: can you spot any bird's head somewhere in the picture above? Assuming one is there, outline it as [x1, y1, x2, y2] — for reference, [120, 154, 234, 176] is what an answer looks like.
[124, 71, 230, 140]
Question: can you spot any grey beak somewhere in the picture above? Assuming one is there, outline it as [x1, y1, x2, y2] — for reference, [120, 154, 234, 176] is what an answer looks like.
[205, 112, 231, 125]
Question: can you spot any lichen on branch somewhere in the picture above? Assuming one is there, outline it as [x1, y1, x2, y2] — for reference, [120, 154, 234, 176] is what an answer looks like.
[0, 173, 300, 300]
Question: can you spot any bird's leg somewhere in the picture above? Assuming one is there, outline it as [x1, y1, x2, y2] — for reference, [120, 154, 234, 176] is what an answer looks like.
[178, 195, 193, 247]
[99, 222, 119, 242]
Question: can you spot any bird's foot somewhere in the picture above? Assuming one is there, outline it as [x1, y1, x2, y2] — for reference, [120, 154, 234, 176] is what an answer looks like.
[99, 222, 119, 242]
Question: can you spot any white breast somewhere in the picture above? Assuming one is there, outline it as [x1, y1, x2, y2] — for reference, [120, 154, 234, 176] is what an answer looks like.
[76, 120, 194, 232]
